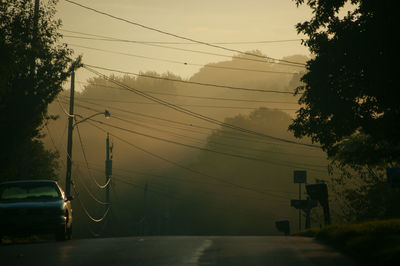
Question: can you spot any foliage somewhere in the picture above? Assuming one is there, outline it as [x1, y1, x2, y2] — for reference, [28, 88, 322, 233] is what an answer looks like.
[0, 0, 77, 181]
[289, 0, 398, 166]
[297, 219, 400, 266]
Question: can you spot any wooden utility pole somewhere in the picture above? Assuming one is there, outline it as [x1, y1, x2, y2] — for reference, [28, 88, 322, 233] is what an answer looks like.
[105, 133, 112, 204]
[65, 72, 75, 196]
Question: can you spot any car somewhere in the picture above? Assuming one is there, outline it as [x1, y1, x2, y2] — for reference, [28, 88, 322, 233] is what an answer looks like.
[0, 180, 73, 242]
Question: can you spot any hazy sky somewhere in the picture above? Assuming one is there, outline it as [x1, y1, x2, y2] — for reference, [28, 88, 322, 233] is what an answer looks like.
[56, 0, 312, 91]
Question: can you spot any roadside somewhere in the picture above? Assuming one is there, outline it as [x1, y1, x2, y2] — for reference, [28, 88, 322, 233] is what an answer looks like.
[294, 219, 400, 266]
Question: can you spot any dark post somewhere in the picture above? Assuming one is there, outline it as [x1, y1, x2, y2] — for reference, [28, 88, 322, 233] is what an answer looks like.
[293, 170, 307, 231]
[65, 72, 75, 197]
[299, 182, 301, 230]
[105, 133, 112, 204]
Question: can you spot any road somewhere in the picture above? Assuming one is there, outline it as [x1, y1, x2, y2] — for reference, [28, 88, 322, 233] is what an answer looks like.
[0, 236, 356, 266]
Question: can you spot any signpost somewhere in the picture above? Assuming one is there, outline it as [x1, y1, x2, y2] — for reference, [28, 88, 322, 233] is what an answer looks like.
[293, 170, 307, 231]
[294, 170, 307, 184]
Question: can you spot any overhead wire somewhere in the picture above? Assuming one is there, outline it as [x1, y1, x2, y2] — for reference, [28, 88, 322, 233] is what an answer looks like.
[74, 116, 111, 189]
[70, 171, 111, 223]
[75, 190, 111, 222]
[68, 99, 325, 161]
[62, 29, 302, 45]
[55, 100, 110, 205]
[89, 117, 326, 172]
[106, 113, 326, 161]
[67, 43, 299, 75]
[75, 80, 300, 104]
[69, 98, 315, 151]
[73, 159, 110, 206]
[84, 64, 297, 95]
[68, 93, 326, 166]
[67, 34, 295, 66]
[64, 0, 306, 67]
[68, 95, 298, 111]
[83, 65, 319, 149]
[86, 120, 326, 197]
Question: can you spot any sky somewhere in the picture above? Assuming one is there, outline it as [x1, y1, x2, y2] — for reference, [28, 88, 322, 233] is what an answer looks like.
[56, 0, 312, 91]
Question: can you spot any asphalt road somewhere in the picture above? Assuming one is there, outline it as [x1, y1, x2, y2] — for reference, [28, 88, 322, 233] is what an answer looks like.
[0, 236, 356, 266]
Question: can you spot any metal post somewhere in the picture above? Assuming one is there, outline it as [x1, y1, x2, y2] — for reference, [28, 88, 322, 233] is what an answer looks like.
[65, 72, 75, 197]
[299, 183, 301, 231]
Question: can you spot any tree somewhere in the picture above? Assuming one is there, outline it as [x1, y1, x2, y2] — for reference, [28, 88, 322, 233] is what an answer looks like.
[289, 0, 398, 166]
[0, 0, 78, 181]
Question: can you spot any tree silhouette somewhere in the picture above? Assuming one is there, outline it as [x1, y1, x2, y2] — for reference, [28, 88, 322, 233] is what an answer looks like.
[0, 0, 78, 180]
[289, 0, 397, 166]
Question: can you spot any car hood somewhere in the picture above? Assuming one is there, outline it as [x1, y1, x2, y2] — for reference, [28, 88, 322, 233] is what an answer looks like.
[0, 200, 65, 209]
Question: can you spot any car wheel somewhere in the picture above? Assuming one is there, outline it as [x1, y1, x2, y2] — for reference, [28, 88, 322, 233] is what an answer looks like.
[55, 224, 67, 241]
[66, 225, 72, 240]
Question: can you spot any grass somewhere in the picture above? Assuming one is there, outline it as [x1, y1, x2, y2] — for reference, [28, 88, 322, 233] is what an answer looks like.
[294, 219, 400, 265]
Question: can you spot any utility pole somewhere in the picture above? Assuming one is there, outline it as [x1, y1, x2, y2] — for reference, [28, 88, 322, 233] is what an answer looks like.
[65, 72, 75, 197]
[105, 133, 113, 236]
[141, 182, 148, 235]
[105, 133, 113, 204]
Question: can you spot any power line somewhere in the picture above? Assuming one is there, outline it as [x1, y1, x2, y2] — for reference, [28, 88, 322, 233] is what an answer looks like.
[84, 64, 297, 94]
[74, 117, 111, 189]
[64, 0, 306, 67]
[89, 117, 327, 172]
[69, 98, 312, 150]
[62, 29, 302, 45]
[73, 160, 110, 205]
[75, 80, 300, 104]
[68, 99, 326, 162]
[86, 121, 318, 197]
[83, 66, 319, 148]
[67, 43, 300, 75]
[62, 30, 305, 67]
[69, 35, 290, 65]
[69, 95, 299, 111]
[75, 190, 111, 222]
[71, 173, 111, 223]
[109, 113, 325, 160]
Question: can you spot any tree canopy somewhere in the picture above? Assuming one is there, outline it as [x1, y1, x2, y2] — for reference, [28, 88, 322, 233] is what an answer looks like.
[0, 0, 77, 180]
[289, 0, 398, 166]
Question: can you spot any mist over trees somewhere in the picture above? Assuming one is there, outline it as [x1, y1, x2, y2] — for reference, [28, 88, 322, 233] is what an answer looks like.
[46, 51, 332, 236]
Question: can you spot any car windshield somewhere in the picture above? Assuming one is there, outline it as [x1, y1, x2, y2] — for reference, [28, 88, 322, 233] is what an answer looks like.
[0, 182, 62, 202]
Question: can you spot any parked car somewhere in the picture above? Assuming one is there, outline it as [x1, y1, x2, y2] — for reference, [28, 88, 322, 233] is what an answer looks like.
[0, 180, 72, 242]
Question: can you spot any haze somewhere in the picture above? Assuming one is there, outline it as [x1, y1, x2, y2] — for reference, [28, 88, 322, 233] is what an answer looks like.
[44, 0, 330, 237]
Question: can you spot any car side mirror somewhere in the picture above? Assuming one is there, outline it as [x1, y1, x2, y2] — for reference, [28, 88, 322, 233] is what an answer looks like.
[66, 195, 73, 201]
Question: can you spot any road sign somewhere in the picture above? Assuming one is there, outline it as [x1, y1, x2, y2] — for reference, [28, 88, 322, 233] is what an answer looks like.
[290, 199, 318, 210]
[305, 183, 327, 201]
[293, 170, 307, 184]
[387, 168, 400, 188]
